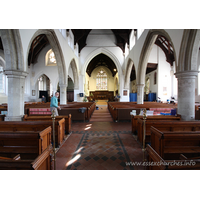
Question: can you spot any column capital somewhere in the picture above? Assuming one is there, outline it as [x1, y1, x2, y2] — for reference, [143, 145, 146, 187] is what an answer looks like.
[4, 70, 28, 78]
[175, 70, 198, 79]
[59, 84, 67, 88]
[136, 84, 144, 87]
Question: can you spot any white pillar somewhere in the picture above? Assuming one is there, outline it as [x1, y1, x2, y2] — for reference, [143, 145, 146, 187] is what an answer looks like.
[4, 70, 28, 121]
[175, 71, 198, 121]
[137, 84, 144, 104]
[59, 84, 67, 105]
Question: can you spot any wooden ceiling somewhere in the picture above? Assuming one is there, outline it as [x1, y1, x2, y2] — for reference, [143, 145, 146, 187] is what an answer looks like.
[155, 35, 175, 66]
[28, 34, 49, 66]
[71, 29, 132, 53]
[86, 53, 117, 77]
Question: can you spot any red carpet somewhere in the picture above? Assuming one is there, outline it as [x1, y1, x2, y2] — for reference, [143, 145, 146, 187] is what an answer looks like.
[90, 106, 113, 122]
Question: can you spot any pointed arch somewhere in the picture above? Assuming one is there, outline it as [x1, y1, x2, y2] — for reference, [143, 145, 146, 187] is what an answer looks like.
[0, 29, 24, 71]
[124, 58, 135, 89]
[137, 29, 177, 85]
[27, 29, 67, 85]
[69, 58, 79, 89]
[178, 29, 200, 72]
[82, 48, 122, 78]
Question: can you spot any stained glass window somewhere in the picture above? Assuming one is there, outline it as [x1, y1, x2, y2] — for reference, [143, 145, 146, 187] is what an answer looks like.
[96, 69, 107, 90]
[46, 49, 57, 66]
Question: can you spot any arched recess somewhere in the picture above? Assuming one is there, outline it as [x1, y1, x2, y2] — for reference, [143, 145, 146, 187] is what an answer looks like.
[178, 29, 200, 72]
[0, 29, 24, 71]
[137, 29, 177, 86]
[33, 72, 52, 100]
[26, 29, 67, 86]
[82, 48, 122, 80]
[124, 58, 135, 89]
[69, 58, 79, 89]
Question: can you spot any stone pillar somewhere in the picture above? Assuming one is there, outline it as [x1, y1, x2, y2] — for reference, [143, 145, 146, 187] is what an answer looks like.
[175, 71, 198, 121]
[137, 84, 144, 104]
[59, 84, 67, 105]
[4, 70, 28, 121]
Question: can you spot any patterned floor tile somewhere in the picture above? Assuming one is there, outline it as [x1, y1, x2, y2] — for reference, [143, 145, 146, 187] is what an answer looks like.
[64, 131, 136, 170]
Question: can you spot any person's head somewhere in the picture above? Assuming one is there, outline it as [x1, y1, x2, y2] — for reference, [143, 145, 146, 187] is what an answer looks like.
[55, 92, 59, 98]
[42, 95, 44, 98]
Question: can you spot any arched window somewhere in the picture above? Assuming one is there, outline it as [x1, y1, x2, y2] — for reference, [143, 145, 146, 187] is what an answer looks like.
[96, 69, 107, 90]
[45, 49, 57, 66]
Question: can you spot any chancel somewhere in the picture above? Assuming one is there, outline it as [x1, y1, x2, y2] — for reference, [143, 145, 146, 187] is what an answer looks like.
[1, 29, 200, 170]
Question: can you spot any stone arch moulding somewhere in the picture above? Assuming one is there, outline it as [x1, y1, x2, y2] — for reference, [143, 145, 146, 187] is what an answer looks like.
[124, 58, 135, 89]
[26, 29, 67, 86]
[178, 29, 200, 73]
[69, 58, 79, 90]
[82, 48, 122, 78]
[0, 29, 24, 71]
[137, 29, 177, 86]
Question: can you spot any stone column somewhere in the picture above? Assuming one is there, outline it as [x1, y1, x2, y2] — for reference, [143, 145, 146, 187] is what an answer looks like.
[170, 66, 174, 98]
[137, 84, 144, 104]
[59, 84, 67, 105]
[4, 70, 28, 121]
[175, 71, 198, 121]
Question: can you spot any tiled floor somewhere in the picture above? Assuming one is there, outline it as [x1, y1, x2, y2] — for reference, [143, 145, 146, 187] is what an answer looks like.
[56, 121, 144, 170]
[55, 102, 144, 170]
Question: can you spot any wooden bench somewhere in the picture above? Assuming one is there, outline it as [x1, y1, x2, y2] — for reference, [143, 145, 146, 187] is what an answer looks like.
[107, 102, 177, 122]
[150, 126, 200, 159]
[60, 102, 96, 121]
[146, 144, 200, 170]
[0, 120, 65, 148]
[132, 115, 181, 134]
[0, 154, 20, 160]
[137, 119, 200, 144]
[0, 147, 52, 170]
[0, 126, 51, 159]
[23, 114, 72, 134]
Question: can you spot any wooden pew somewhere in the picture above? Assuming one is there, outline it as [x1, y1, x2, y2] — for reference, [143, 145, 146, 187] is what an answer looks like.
[150, 126, 200, 159]
[25, 102, 96, 121]
[137, 119, 200, 145]
[0, 126, 51, 159]
[107, 101, 177, 122]
[132, 115, 181, 134]
[0, 120, 65, 148]
[146, 144, 200, 170]
[23, 114, 71, 135]
[0, 154, 20, 160]
[0, 147, 52, 170]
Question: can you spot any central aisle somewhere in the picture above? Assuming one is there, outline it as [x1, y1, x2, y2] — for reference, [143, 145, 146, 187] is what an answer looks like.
[55, 121, 144, 170]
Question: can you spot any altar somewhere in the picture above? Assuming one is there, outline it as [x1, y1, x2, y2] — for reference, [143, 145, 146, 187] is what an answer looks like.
[90, 91, 114, 101]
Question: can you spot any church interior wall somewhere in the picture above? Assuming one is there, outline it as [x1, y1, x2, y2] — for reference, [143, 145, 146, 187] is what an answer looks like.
[157, 46, 173, 102]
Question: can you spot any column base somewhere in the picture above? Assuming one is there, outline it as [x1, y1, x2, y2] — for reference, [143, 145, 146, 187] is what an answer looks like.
[5, 115, 23, 121]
